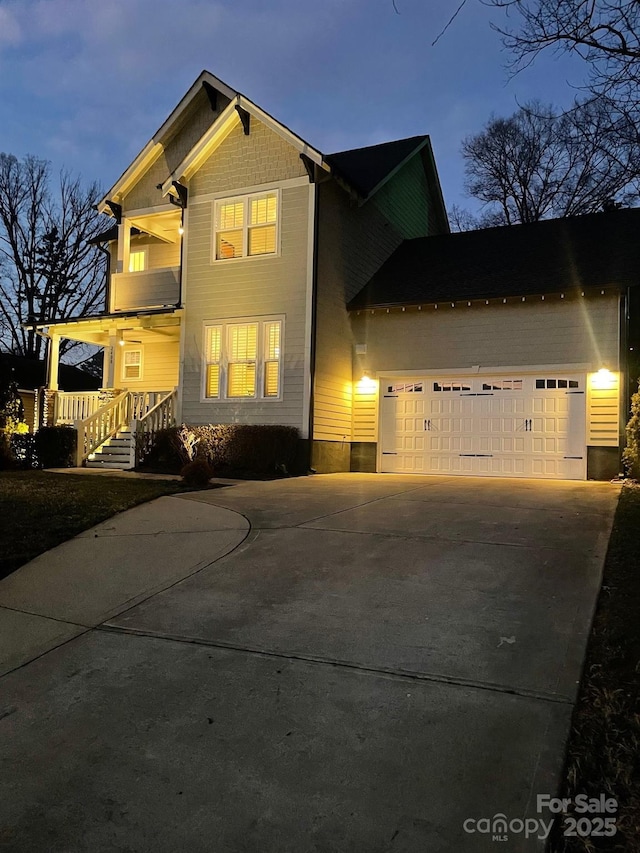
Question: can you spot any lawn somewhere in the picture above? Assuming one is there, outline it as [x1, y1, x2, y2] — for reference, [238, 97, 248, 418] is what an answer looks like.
[550, 484, 640, 851]
[0, 471, 188, 580]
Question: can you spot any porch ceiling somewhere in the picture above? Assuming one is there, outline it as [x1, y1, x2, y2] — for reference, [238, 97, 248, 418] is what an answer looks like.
[43, 311, 181, 346]
[128, 209, 182, 244]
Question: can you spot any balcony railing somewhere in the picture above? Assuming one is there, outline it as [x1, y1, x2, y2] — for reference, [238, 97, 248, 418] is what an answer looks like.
[111, 267, 180, 312]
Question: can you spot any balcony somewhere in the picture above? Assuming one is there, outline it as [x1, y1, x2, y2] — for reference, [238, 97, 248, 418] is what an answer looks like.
[111, 267, 180, 312]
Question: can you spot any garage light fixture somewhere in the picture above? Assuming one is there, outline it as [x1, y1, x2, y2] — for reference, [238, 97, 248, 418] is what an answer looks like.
[591, 367, 616, 390]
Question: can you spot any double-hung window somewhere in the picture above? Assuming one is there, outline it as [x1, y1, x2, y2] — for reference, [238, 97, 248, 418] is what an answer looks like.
[122, 348, 143, 381]
[203, 317, 283, 400]
[214, 191, 278, 260]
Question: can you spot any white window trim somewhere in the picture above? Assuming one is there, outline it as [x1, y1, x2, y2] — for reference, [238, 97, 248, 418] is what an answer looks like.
[201, 315, 284, 402]
[128, 246, 148, 273]
[122, 347, 143, 381]
[211, 189, 281, 264]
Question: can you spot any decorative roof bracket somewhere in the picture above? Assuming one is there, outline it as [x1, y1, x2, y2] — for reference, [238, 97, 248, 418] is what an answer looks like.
[235, 105, 251, 135]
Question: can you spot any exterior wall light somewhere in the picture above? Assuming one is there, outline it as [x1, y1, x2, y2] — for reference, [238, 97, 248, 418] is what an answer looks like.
[591, 367, 616, 390]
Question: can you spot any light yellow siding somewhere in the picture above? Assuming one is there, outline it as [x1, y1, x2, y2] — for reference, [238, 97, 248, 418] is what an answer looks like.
[587, 374, 620, 446]
[181, 118, 310, 430]
[352, 384, 377, 442]
[350, 294, 621, 442]
[114, 340, 179, 391]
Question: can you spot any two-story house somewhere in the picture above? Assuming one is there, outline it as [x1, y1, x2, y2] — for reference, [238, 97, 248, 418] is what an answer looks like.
[35, 70, 636, 480]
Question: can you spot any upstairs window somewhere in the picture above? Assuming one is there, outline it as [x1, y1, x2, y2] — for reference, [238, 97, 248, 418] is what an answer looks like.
[214, 191, 279, 260]
[128, 249, 147, 273]
[203, 317, 283, 400]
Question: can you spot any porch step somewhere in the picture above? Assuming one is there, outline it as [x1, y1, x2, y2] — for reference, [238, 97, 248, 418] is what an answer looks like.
[86, 429, 134, 470]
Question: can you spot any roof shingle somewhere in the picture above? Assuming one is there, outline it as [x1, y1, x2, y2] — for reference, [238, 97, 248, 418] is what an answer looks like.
[348, 209, 640, 309]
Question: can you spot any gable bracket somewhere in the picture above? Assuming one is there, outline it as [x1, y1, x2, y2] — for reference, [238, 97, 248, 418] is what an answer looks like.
[168, 181, 188, 209]
[300, 154, 316, 183]
[105, 201, 122, 223]
[202, 81, 219, 112]
[235, 105, 251, 135]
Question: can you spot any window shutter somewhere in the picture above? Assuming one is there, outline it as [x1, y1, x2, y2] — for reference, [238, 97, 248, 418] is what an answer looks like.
[129, 251, 146, 272]
[228, 363, 256, 397]
[205, 326, 222, 398]
[263, 321, 281, 397]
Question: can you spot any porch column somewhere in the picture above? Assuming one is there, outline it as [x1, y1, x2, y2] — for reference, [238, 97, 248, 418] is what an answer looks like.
[47, 333, 60, 390]
[116, 218, 130, 275]
[104, 333, 117, 389]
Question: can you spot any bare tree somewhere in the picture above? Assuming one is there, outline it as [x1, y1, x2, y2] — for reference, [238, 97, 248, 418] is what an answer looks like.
[489, 0, 640, 116]
[459, 99, 640, 226]
[0, 154, 107, 360]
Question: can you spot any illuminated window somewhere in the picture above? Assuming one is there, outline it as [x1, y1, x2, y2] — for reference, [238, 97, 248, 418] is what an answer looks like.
[122, 349, 142, 380]
[214, 191, 278, 260]
[128, 249, 147, 273]
[202, 318, 283, 400]
[227, 323, 258, 397]
[263, 321, 281, 397]
[204, 326, 222, 398]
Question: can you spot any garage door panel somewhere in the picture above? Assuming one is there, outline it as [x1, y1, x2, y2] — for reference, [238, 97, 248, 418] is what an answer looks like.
[380, 372, 586, 480]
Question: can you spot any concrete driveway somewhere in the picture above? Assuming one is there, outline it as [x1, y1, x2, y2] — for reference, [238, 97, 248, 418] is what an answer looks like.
[0, 474, 619, 852]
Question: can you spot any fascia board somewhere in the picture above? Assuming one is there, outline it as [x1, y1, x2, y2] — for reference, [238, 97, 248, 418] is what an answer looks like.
[99, 70, 239, 212]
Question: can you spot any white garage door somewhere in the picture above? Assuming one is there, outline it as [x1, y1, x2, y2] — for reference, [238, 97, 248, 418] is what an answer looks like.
[380, 373, 586, 480]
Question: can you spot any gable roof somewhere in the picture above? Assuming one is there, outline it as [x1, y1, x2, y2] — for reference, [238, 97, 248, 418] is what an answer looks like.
[98, 70, 238, 212]
[326, 136, 429, 199]
[348, 208, 640, 310]
[99, 69, 447, 217]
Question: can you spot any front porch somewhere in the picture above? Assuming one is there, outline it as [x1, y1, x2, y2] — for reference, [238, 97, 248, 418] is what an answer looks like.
[38, 309, 182, 468]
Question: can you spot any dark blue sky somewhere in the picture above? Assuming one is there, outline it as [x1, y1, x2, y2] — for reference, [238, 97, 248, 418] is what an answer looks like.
[0, 0, 586, 214]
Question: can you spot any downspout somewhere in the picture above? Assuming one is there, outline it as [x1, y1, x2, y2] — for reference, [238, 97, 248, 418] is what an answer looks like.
[177, 208, 185, 307]
[307, 181, 320, 473]
[94, 242, 111, 313]
[621, 286, 631, 453]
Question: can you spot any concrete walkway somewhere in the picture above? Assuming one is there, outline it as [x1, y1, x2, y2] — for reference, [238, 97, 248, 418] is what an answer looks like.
[0, 474, 620, 851]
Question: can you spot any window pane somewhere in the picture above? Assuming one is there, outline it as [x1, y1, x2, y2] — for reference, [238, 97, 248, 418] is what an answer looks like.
[248, 225, 276, 256]
[217, 230, 243, 259]
[264, 321, 281, 360]
[228, 363, 256, 397]
[229, 324, 257, 360]
[264, 361, 279, 397]
[129, 251, 146, 272]
[207, 327, 221, 361]
[206, 364, 220, 398]
[250, 193, 277, 225]
[218, 201, 244, 229]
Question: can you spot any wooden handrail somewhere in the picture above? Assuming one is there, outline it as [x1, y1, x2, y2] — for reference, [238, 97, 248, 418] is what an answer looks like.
[75, 390, 130, 466]
[133, 388, 177, 467]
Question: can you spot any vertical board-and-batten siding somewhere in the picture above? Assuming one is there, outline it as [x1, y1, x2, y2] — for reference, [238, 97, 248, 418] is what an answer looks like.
[350, 295, 621, 445]
[181, 117, 311, 431]
[372, 154, 430, 240]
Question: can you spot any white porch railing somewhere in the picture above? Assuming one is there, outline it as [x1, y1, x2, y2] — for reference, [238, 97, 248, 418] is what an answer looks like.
[74, 389, 177, 467]
[133, 389, 177, 467]
[55, 391, 102, 424]
[129, 391, 173, 421]
[75, 390, 130, 467]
